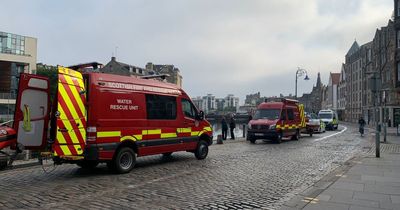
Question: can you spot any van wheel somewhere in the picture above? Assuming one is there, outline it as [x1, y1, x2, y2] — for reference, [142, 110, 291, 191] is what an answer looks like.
[195, 140, 208, 160]
[292, 130, 300, 140]
[113, 147, 136, 174]
[76, 160, 99, 169]
[249, 137, 256, 144]
[275, 132, 282, 144]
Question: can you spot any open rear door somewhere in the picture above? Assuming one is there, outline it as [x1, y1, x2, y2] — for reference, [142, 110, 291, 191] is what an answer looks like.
[53, 66, 86, 156]
[13, 73, 50, 150]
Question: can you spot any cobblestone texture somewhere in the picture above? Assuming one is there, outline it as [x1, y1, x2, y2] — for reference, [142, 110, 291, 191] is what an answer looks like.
[0, 124, 369, 209]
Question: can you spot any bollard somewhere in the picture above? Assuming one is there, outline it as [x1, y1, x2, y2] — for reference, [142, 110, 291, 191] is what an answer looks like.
[383, 123, 387, 143]
[376, 123, 380, 158]
[398, 124, 400, 136]
[217, 134, 223, 144]
[243, 124, 246, 138]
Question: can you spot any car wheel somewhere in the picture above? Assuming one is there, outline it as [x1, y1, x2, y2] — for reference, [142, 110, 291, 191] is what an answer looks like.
[195, 140, 208, 160]
[113, 147, 136, 174]
[76, 160, 99, 169]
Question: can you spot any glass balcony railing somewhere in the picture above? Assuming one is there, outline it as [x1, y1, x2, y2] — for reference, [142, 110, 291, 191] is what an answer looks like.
[0, 92, 17, 100]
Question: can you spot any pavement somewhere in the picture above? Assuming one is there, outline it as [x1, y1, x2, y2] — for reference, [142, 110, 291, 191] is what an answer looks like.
[280, 124, 400, 210]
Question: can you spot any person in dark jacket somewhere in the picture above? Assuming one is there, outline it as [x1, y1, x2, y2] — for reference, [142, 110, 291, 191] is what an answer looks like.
[229, 117, 236, 140]
[221, 117, 228, 140]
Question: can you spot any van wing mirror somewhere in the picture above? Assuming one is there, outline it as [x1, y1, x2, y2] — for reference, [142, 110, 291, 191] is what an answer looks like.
[196, 111, 205, 121]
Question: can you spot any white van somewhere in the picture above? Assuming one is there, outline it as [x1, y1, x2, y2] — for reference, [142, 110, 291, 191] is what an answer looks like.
[318, 110, 339, 130]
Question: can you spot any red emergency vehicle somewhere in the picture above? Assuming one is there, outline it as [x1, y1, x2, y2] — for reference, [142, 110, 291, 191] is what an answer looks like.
[2, 67, 213, 173]
[246, 99, 306, 144]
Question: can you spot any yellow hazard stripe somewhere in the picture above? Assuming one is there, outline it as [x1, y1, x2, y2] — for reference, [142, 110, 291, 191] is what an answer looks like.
[58, 84, 86, 140]
[97, 131, 121, 138]
[58, 66, 83, 79]
[63, 75, 86, 121]
[204, 126, 212, 132]
[60, 145, 72, 156]
[161, 133, 178, 138]
[142, 129, 162, 135]
[177, 128, 191, 133]
[57, 105, 83, 155]
[133, 135, 143, 140]
[121, 136, 136, 141]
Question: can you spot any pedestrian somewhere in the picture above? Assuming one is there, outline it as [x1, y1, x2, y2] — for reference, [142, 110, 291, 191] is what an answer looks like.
[221, 117, 228, 140]
[229, 116, 236, 140]
[358, 117, 366, 137]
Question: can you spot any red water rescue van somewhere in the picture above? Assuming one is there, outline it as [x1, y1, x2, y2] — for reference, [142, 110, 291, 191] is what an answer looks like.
[1, 67, 213, 173]
[246, 99, 306, 144]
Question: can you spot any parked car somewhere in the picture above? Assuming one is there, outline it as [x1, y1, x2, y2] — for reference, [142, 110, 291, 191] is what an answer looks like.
[304, 112, 325, 135]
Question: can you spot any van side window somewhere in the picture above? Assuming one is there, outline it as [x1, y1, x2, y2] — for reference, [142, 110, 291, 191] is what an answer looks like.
[281, 109, 287, 120]
[182, 99, 196, 119]
[287, 109, 294, 120]
[146, 94, 177, 120]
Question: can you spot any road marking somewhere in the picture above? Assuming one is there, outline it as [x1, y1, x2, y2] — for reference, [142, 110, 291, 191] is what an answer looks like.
[313, 126, 347, 142]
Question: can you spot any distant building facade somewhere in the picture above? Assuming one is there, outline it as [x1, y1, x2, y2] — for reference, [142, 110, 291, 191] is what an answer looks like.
[298, 73, 324, 113]
[192, 94, 239, 114]
[324, 72, 340, 110]
[100, 57, 149, 77]
[146, 62, 183, 88]
[0, 31, 37, 120]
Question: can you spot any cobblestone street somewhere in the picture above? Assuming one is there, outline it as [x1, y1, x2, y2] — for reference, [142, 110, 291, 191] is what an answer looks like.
[0, 123, 371, 209]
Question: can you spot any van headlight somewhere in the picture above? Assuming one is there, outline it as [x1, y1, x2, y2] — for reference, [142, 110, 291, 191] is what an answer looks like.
[270, 124, 276, 130]
[248, 123, 252, 129]
[0, 129, 7, 135]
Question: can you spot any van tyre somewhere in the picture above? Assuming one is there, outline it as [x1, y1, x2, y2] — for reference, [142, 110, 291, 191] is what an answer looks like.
[292, 129, 300, 141]
[249, 137, 256, 144]
[195, 140, 208, 160]
[76, 160, 99, 169]
[275, 132, 282, 144]
[113, 147, 136, 174]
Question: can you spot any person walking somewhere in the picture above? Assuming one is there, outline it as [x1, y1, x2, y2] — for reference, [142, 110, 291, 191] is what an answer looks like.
[221, 117, 228, 140]
[229, 116, 236, 140]
[358, 117, 366, 137]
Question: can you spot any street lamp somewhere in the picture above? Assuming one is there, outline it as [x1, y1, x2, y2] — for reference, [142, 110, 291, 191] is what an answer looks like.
[295, 67, 310, 99]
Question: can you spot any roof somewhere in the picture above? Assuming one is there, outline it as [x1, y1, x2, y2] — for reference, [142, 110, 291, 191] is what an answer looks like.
[346, 41, 360, 56]
[331, 73, 340, 85]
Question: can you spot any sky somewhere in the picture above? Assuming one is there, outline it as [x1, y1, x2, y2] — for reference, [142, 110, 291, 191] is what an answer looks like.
[1, 0, 394, 103]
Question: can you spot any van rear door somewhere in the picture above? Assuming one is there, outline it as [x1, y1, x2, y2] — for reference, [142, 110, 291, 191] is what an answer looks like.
[13, 73, 50, 150]
[53, 67, 86, 156]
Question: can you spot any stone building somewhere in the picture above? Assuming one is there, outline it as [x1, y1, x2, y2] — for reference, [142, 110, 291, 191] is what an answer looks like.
[324, 72, 340, 111]
[337, 64, 347, 120]
[100, 57, 149, 76]
[343, 41, 373, 123]
[298, 73, 324, 113]
[146, 62, 183, 88]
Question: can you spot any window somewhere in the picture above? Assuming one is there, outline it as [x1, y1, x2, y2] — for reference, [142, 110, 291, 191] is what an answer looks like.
[182, 98, 197, 119]
[146, 94, 177, 120]
[397, 31, 400, 48]
[287, 109, 294, 120]
[398, 61, 400, 82]
[281, 109, 287, 120]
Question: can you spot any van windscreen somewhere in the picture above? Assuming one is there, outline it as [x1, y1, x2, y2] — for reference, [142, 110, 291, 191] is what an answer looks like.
[319, 113, 332, 119]
[254, 109, 281, 120]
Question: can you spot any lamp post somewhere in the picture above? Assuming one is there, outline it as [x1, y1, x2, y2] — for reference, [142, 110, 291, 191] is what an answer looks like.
[295, 67, 310, 99]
